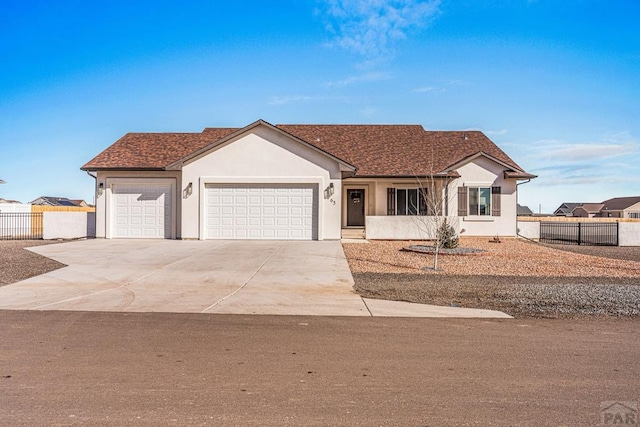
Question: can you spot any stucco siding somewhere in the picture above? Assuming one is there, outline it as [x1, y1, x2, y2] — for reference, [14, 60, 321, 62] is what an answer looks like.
[181, 126, 343, 240]
[450, 157, 518, 237]
[366, 215, 460, 240]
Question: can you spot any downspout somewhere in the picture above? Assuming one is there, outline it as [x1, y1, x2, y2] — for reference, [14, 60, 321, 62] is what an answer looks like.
[516, 179, 531, 238]
[85, 171, 97, 206]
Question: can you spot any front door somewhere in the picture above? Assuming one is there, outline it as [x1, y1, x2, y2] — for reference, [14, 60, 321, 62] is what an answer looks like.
[346, 189, 365, 226]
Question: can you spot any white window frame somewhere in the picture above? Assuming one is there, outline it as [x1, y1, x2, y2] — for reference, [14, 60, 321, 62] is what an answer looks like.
[468, 186, 492, 216]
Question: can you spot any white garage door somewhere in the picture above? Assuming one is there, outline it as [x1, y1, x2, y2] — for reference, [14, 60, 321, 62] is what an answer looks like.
[205, 185, 316, 240]
[112, 183, 173, 238]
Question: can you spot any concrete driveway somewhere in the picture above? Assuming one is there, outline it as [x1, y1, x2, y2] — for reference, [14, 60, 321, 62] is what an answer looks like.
[0, 240, 510, 318]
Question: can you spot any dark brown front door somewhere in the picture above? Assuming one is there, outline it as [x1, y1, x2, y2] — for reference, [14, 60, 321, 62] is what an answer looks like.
[347, 189, 365, 226]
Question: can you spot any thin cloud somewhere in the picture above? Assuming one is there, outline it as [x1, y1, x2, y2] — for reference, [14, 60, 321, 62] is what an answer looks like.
[324, 71, 392, 88]
[268, 94, 349, 106]
[320, 0, 441, 59]
[524, 132, 640, 188]
[542, 143, 637, 161]
[413, 86, 444, 93]
[268, 95, 322, 106]
[483, 129, 508, 137]
[533, 132, 639, 162]
[412, 79, 467, 94]
[539, 176, 604, 187]
[360, 105, 378, 117]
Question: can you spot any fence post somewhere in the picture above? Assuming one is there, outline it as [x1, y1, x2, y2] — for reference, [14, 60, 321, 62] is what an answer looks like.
[577, 222, 581, 245]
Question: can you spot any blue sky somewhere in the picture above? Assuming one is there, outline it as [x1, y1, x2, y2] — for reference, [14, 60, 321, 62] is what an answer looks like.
[1, 0, 638, 213]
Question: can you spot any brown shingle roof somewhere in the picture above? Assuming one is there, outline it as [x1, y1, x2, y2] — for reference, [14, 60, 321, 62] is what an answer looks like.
[601, 196, 640, 211]
[82, 121, 528, 176]
[277, 125, 523, 175]
[574, 203, 605, 214]
[82, 129, 238, 170]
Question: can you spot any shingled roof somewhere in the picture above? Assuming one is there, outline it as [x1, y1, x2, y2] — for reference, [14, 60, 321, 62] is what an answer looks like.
[82, 129, 238, 170]
[82, 120, 531, 177]
[601, 196, 640, 211]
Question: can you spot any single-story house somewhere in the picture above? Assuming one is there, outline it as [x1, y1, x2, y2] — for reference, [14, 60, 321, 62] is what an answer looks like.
[81, 119, 536, 240]
[553, 202, 584, 216]
[599, 196, 640, 219]
[571, 203, 605, 218]
[0, 198, 22, 204]
[517, 204, 533, 216]
[30, 196, 86, 207]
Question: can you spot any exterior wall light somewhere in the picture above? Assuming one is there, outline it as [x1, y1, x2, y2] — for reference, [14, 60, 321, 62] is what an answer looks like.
[97, 182, 104, 196]
[324, 182, 335, 199]
[184, 182, 193, 199]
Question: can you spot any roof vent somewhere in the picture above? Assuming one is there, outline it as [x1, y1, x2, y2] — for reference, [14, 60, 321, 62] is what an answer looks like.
[464, 133, 468, 141]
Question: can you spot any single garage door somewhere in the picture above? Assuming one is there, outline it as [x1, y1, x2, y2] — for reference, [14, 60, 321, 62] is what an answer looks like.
[205, 184, 316, 240]
[112, 182, 173, 238]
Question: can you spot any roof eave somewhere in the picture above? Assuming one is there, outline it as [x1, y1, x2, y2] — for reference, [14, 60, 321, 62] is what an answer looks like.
[346, 171, 460, 179]
[80, 166, 167, 172]
[503, 171, 538, 179]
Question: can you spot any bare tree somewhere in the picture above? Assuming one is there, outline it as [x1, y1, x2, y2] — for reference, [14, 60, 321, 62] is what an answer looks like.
[409, 174, 460, 271]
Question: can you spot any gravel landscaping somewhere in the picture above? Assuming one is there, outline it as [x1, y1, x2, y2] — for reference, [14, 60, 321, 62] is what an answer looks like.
[0, 241, 65, 286]
[344, 237, 640, 318]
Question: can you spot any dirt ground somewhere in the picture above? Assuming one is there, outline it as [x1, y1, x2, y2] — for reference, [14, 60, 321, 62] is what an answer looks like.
[0, 240, 65, 286]
[345, 238, 640, 319]
[1, 311, 638, 426]
[543, 243, 640, 262]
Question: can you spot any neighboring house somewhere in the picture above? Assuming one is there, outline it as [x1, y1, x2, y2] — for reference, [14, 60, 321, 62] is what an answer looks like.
[571, 203, 605, 218]
[0, 198, 22, 204]
[553, 202, 585, 216]
[69, 199, 90, 207]
[517, 204, 533, 216]
[30, 196, 84, 207]
[82, 119, 536, 240]
[600, 196, 640, 219]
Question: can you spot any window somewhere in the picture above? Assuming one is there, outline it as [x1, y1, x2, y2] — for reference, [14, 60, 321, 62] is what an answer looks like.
[457, 186, 501, 217]
[630, 212, 640, 219]
[395, 188, 427, 216]
[468, 187, 491, 216]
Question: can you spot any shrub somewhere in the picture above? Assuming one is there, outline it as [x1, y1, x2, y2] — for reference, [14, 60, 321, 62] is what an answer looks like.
[436, 219, 459, 249]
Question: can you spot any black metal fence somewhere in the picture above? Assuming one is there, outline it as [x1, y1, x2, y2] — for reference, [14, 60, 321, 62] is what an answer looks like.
[0, 212, 43, 240]
[540, 222, 618, 246]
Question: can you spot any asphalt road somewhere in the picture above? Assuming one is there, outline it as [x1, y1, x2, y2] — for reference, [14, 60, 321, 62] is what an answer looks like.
[1, 311, 638, 426]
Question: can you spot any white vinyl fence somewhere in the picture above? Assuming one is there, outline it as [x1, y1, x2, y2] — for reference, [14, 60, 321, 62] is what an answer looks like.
[42, 212, 96, 240]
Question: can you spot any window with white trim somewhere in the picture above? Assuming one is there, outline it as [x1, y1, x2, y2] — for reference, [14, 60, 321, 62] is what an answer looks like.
[469, 187, 491, 216]
[630, 212, 640, 219]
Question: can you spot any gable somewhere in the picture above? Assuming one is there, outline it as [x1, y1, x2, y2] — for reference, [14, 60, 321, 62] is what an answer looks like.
[182, 124, 348, 178]
[174, 120, 355, 172]
[454, 155, 510, 184]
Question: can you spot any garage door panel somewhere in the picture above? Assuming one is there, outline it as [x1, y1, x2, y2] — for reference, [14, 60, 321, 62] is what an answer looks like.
[112, 182, 173, 239]
[206, 184, 316, 240]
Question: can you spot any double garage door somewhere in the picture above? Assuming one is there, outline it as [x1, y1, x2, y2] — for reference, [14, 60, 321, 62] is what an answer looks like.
[205, 184, 317, 240]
